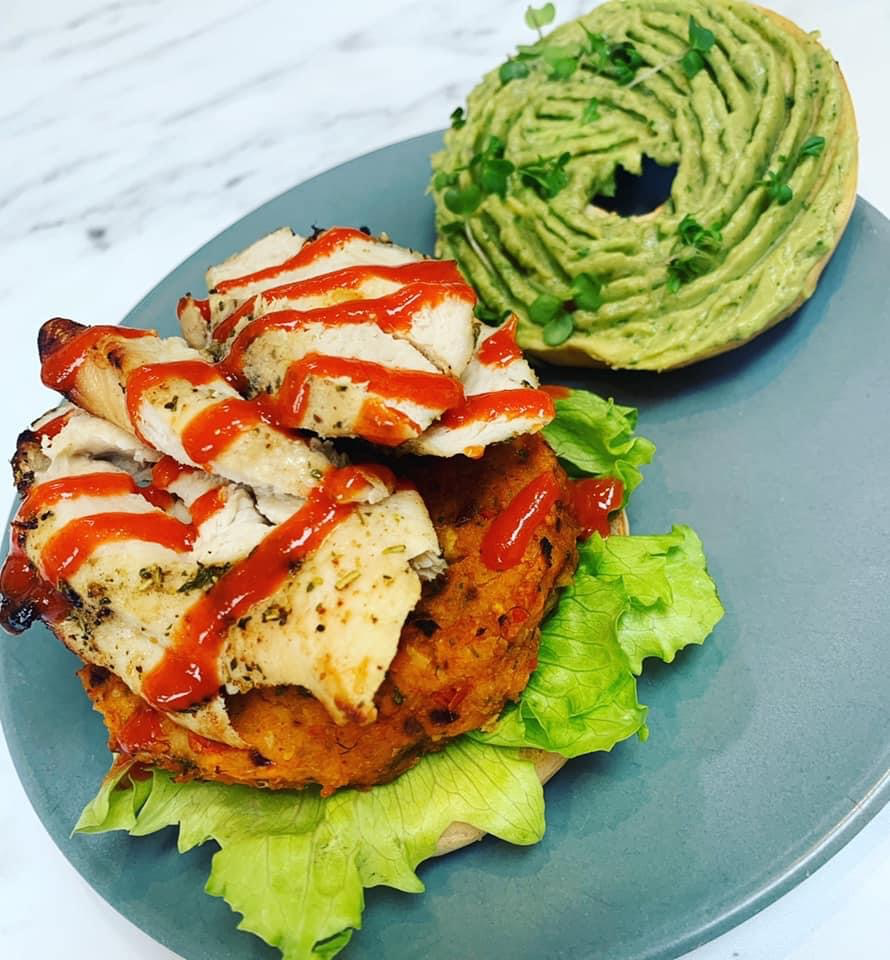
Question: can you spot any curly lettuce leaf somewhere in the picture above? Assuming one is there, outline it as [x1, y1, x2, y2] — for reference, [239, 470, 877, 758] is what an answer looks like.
[76, 739, 544, 960]
[541, 388, 655, 498]
[474, 525, 722, 755]
[596, 525, 724, 674]
[74, 760, 152, 834]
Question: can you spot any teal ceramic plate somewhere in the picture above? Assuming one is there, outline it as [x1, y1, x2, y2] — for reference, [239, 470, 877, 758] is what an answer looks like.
[2, 132, 889, 960]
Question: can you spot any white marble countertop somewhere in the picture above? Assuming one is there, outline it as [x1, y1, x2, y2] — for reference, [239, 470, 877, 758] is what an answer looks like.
[2, 1, 889, 957]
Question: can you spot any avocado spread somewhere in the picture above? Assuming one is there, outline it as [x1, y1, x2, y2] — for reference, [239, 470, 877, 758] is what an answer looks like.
[431, 0, 858, 370]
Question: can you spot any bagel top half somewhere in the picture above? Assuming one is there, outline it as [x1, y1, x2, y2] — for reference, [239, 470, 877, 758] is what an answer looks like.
[432, 0, 858, 370]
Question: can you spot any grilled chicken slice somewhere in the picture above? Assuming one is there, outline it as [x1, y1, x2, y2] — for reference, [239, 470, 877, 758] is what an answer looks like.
[38, 318, 344, 501]
[177, 228, 479, 445]
[177, 227, 555, 457]
[408, 317, 555, 458]
[220, 302, 469, 444]
[179, 228, 307, 350]
[205, 227, 425, 331]
[9, 406, 443, 739]
[205, 226, 306, 291]
[209, 266, 477, 377]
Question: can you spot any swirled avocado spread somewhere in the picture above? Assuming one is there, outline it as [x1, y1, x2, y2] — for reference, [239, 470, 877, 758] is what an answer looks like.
[431, 0, 857, 370]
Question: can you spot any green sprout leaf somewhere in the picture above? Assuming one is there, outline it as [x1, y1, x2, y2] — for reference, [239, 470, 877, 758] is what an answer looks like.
[775, 182, 793, 205]
[577, 26, 642, 84]
[581, 97, 600, 123]
[570, 273, 603, 311]
[533, 43, 582, 79]
[518, 152, 571, 198]
[432, 170, 459, 190]
[688, 16, 715, 53]
[760, 169, 793, 205]
[605, 41, 643, 84]
[666, 250, 714, 292]
[639, 15, 713, 86]
[529, 293, 564, 326]
[580, 27, 610, 63]
[470, 135, 515, 198]
[799, 134, 826, 158]
[525, 3, 556, 38]
[759, 133, 827, 207]
[439, 221, 466, 239]
[666, 215, 723, 292]
[500, 59, 531, 84]
[549, 55, 578, 78]
[677, 214, 722, 253]
[443, 183, 482, 215]
[542, 312, 574, 345]
[474, 302, 513, 327]
[680, 48, 705, 78]
[478, 157, 514, 196]
[450, 106, 466, 129]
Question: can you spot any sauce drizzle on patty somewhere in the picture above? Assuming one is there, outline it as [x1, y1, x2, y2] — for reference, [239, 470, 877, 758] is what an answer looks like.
[480, 471, 561, 571]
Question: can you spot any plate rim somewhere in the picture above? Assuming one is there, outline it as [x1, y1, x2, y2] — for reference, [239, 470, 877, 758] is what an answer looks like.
[2, 129, 889, 960]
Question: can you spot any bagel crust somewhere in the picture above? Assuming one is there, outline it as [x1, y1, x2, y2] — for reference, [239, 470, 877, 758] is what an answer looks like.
[432, 0, 858, 370]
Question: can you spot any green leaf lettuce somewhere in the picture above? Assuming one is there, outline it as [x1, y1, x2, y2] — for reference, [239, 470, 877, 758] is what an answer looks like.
[541, 388, 656, 500]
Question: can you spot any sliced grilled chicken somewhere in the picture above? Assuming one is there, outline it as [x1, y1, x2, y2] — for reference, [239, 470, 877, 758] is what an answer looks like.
[223, 488, 440, 722]
[38, 318, 337, 500]
[9, 406, 443, 739]
[220, 308, 467, 444]
[10, 412, 250, 744]
[179, 228, 306, 351]
[206, 227, 424, 327]
[209, 263, 477, 377]
[205, 226, 306, 291]
[177, 295, 212, 352]
[407, 317, 555, 458]
[173, 229, 553, 458]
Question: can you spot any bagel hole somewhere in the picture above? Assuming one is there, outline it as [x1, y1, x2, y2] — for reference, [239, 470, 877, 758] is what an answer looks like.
[591, 156, 677, 217]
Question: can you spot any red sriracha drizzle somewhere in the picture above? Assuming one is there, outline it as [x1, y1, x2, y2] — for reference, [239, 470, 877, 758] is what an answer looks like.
[275, 354, 464, 445]
[0, 466, 237, 637]
[0, 471, 179, 635]
[40, 325, 152, 393]
[0, 552, 71, 634]
[213, 259, 467, 344]
[41, 513, 195, 583]
[125, 360, 227, 441]
[40, 280, 475, 461]
[439, 389, 554, 430]
[31, 411, 72, 442]
[18, 472, 140, 520]
[572, 476, 624, 539]
[218, 281, 472, 387]
[480, 472, 561, 571]
[142, 476, 354, 711]
[177, 296, 211, 325]
[151, 455, 193, 489]
[180, 396, 269, 464]
[188, 486, 227, 526]
[540, 384, 571, 400]
[477, 317, 522, 367]
[116, 705, 167, 755]
[322, 464, 396, 504]
[212, 227, 380, 294]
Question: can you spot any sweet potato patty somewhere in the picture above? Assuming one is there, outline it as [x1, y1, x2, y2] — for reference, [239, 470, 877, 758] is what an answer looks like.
[79, 434, 579, 794]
